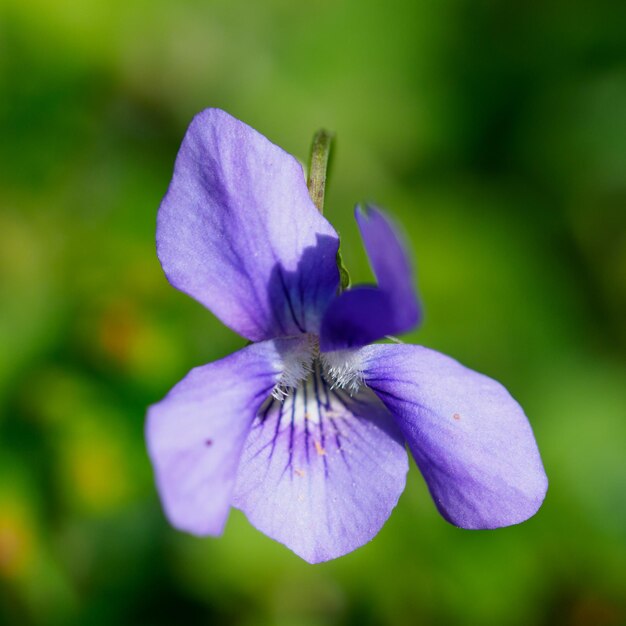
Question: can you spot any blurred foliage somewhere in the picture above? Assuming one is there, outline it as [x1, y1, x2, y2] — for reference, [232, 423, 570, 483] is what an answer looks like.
[1, 0, 625, 624]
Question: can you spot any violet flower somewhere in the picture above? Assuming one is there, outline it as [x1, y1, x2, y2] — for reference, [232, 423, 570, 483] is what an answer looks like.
[147, 109, 547, 563]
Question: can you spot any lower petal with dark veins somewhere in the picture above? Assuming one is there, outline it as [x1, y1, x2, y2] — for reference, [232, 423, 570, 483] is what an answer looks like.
[232, 366, 409, 563]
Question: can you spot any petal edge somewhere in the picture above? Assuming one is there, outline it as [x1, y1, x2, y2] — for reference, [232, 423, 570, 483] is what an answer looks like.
[362, 344, 548, 529]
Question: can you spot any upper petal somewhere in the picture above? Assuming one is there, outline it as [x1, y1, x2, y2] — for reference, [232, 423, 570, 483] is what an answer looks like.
[146, 337, 308, 536]
[232, 364, 408, 563]
[157, 109, 340, 341]
[361, 344, 548, 529]
[320, 205, 421, 351]
[355, 204, 416, 304]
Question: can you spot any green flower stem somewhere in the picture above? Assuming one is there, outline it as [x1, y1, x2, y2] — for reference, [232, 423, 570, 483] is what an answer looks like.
[306, 129, 350, 291]
[307, 129, 334, 214]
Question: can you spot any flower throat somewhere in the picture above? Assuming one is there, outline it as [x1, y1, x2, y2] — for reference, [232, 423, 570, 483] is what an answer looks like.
[272, 335, 364, 402]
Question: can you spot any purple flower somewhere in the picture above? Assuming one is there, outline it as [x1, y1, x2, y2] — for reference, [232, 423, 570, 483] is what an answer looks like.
[147, 108, 547, 563]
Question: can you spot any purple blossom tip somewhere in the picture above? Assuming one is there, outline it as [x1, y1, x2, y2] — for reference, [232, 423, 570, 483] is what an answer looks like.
[319, 204, 421, 351]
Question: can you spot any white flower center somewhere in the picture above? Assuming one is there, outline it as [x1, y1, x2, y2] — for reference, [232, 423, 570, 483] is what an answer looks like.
[273, 335, 364, 400]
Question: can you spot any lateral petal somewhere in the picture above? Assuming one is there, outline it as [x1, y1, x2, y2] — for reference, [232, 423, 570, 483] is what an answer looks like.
[361, 344, 548, 529]
[157, 109, 340, 341]
[146, 338, 307, 536]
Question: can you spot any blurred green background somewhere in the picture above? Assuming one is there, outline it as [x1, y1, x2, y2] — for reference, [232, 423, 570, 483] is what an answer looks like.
[1, 0, 625, 624]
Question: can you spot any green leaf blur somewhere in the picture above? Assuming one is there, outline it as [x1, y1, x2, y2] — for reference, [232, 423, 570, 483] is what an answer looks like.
[1, 0, 625, 624]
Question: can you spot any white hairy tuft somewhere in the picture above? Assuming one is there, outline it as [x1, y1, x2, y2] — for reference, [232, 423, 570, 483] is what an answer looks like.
[271, 337, 315, 400]
[320, 348, 365, 395]
[271, 337, 366, 400]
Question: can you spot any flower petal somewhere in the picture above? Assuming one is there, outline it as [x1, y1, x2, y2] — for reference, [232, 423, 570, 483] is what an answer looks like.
[232, 365, 408, 563]
[320, 205, 420, 351]
[157, 109, 340, 341]
[146, 338, 307, 536]
[361, 344, 548, 529]
[355, 204, 416, 302]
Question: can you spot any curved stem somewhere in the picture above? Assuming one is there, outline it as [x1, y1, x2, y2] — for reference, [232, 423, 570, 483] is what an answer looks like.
[307, 129, 334, 214]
